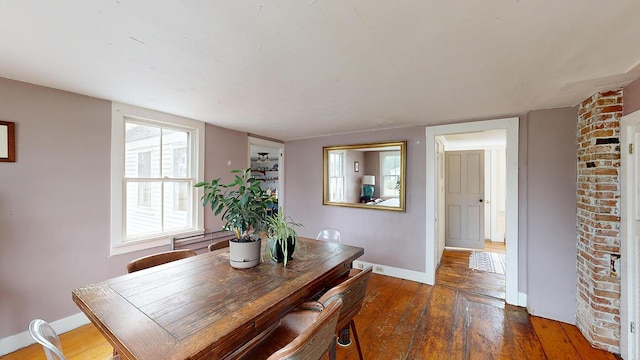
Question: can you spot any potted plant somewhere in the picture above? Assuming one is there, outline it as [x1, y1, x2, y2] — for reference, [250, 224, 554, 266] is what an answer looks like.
[265, 207, 302, 267]
[195, 168, 270, 269]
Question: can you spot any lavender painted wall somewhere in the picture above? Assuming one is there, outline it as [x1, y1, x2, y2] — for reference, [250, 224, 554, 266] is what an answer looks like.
[285, 110, 579, 324]
[526, 107, 578, 324]
[285, 127, 426, 272]
[0, 78, 114, 339]
[364, 151, 380, 197]
[203, 124, 250, 231]
[0, 78, 248, 339]
[345, 150, 365, 203]
[624, 78, 640, 115]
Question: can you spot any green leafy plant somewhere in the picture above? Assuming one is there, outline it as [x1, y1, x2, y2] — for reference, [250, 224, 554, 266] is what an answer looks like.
[195, 169, 270, 242]
[266, 207, 303, 266]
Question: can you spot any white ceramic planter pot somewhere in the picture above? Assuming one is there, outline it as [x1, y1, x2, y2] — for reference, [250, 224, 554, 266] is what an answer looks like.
[229, 239, 261, 269]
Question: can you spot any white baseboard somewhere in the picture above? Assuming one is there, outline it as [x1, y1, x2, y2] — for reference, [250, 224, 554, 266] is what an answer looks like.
[353, 260, 429, 284]
[0, 312, 90, 356]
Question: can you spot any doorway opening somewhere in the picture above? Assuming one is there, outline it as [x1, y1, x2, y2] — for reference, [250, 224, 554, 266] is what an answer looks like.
[436, 130, 507, 299]
[248, 137, 284, 209]
[425, 117, 521, 306]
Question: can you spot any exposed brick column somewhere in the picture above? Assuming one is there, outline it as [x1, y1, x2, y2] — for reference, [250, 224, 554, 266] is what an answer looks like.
[576, 89, 622, 352]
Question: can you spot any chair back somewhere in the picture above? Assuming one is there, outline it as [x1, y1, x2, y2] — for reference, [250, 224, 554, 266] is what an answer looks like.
[29, 319, 66, 360]
[316, 228, 341, 243]
[208, 239, 230, 252]
[126, 249, 197, 273]
[317, 267, 372, 331]
[267, 298, 343, 360]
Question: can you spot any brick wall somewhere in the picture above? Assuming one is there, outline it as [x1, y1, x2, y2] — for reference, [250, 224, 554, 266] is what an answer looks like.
[576, 89, 623, 352]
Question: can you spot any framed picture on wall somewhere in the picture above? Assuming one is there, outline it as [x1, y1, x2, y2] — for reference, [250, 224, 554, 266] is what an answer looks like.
[0, 121, 15, 162]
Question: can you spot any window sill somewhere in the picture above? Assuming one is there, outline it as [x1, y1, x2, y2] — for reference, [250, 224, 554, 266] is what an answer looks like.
[109, 229, 204, 256]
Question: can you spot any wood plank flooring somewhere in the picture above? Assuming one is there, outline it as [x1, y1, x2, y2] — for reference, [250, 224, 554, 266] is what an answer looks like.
[2, 242, 621, 359]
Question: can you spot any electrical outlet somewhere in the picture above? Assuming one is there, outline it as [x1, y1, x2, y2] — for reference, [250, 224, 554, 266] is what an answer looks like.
[374, 266, 384, 273]
[356, 263, 364, 269]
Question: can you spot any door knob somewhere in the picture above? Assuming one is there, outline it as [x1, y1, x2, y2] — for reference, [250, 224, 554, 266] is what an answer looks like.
[479, 199, 483, 203]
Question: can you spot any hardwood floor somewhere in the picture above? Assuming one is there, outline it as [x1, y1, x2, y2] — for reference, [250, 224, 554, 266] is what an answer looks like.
[436, 246, 506, 300]
[3, 242, 621, 359]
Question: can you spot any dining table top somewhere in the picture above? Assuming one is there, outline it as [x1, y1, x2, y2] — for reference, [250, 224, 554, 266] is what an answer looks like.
[72, 237, 364, 360]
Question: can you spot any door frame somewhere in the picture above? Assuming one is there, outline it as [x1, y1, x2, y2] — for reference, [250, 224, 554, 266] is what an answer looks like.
[425, 117, 521, 306]
[620, 110, 640, 360]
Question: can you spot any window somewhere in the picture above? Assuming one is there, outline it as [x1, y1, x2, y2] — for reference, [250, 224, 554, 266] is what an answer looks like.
[328, 151, 345, 202]
[173, 147, 188, 212]
[380, 151, 401, 197]
[111, 103, 204, 254]
[137, 151, 152, 207]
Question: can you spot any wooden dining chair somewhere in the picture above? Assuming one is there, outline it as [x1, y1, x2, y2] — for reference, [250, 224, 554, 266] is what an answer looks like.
[208, 239, 230, 252]
[236, 298, 343, 360]
[316, 266, 373, 360]
[126, 249, 197, 273]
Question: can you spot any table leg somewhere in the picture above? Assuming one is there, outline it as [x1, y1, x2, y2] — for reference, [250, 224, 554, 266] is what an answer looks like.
[337, 324, 352, 346]
[329, 336, 337, 360]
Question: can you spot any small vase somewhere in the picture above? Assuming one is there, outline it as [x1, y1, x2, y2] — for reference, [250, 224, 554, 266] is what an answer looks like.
[272, 237, 295, 263]
[229, 239, 261, 269]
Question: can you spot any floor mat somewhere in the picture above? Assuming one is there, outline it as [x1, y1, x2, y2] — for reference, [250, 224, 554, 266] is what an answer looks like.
[469, 251, 506, 274]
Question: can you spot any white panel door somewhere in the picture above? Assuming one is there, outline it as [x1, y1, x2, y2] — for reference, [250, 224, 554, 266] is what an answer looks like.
[445, 150, 485, 249]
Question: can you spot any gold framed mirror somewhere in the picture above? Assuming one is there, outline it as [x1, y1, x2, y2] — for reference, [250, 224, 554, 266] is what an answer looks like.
[323, 141, 406, 211]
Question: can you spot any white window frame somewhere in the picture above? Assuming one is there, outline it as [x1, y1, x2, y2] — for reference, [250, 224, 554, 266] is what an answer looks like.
[110, 102, 205, 255]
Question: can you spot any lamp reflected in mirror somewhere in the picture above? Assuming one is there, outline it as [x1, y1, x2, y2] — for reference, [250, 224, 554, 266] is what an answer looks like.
[361, 175, 375, 202]
[323, 141, 406, 212]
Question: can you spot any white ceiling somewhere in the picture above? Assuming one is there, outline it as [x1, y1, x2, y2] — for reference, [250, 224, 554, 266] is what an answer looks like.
[0, 1, 639, 141]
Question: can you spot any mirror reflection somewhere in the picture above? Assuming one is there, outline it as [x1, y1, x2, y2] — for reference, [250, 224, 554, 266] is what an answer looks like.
[323, 141, 406, 211]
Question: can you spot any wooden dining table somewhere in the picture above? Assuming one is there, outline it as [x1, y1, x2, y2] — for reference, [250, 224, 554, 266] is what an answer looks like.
[72, 238, 364, 360]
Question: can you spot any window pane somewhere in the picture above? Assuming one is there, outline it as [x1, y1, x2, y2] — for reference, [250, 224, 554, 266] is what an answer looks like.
[164, 182, 190, 231]
[123, 122, 194, 239]
[126, 181, 162, 238]
[138, 151, 151, 177]
[125, 123, 160, 178]
[173, 147, 188, 178]
[138, 182, 151, 207]
[383, 175, 400, 197]
[329, 178, 343, 202]
[328, 152, 345, 201]
[162, 128, 189, 178]
[381, 151, 401, 197]
[172, 181, 189, 212]
[329, 153, 344, 177]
